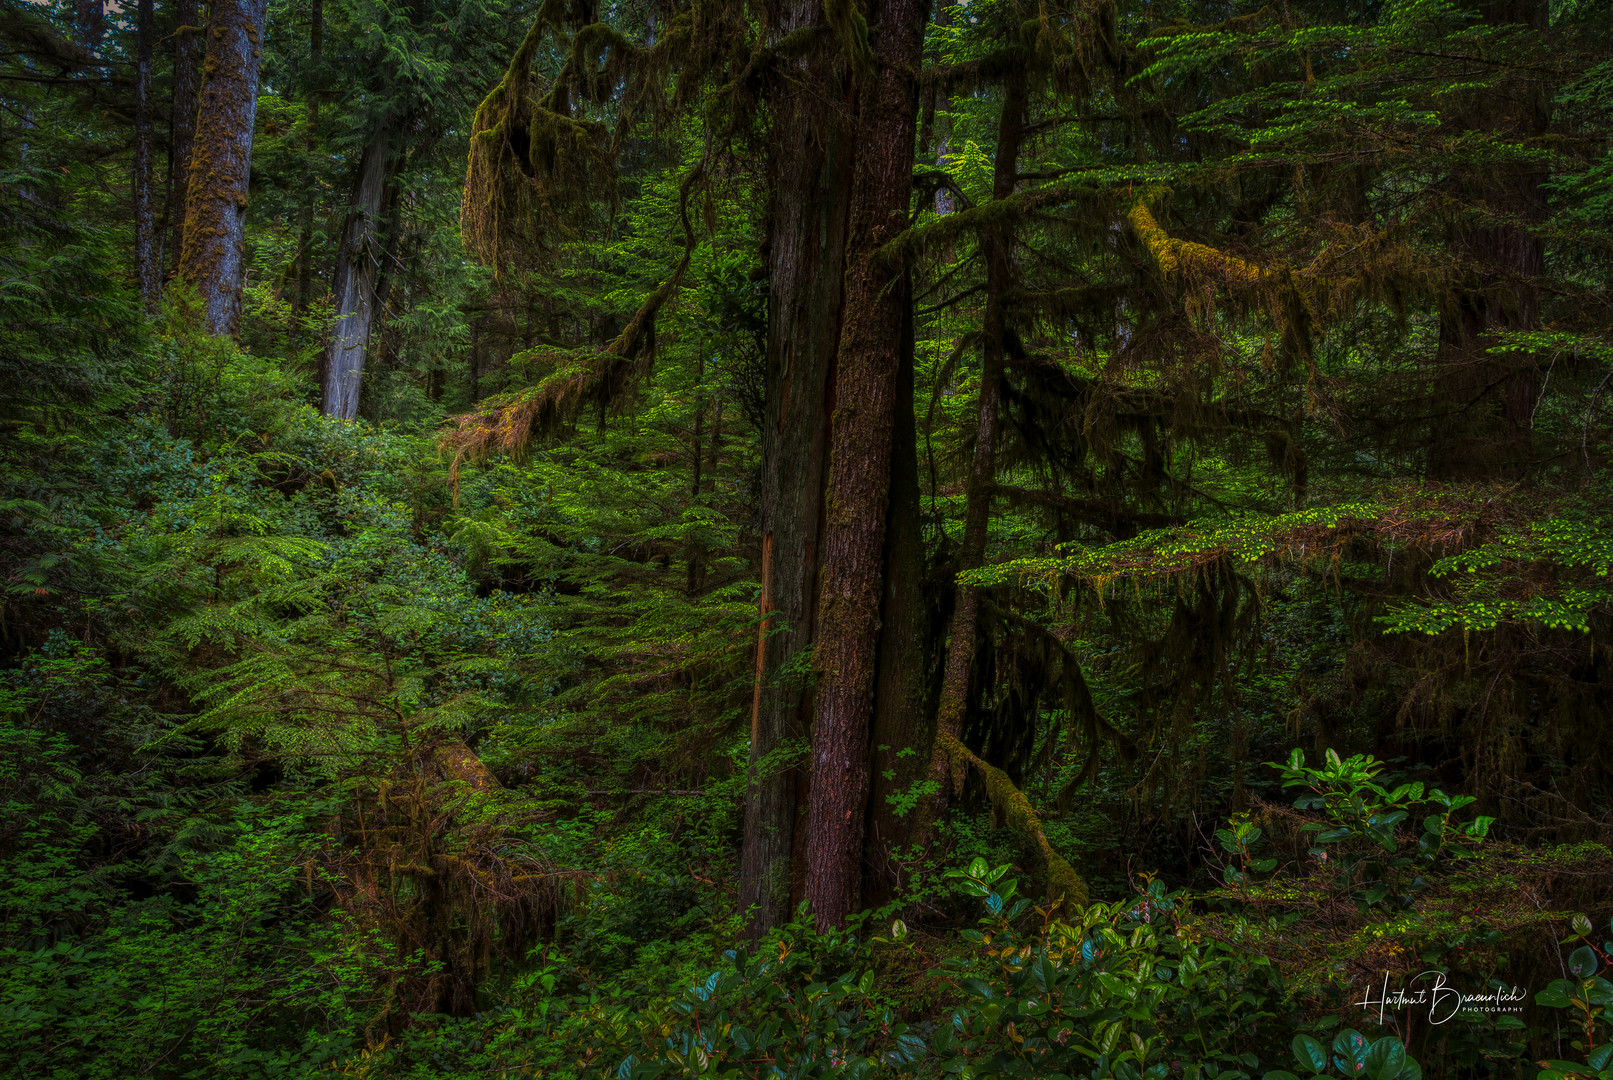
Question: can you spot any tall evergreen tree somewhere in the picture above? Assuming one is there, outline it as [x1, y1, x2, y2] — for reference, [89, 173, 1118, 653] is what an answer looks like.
[178, 0, 269, 333]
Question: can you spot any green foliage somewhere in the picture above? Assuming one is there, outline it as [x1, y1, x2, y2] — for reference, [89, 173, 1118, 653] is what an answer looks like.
[1263, 1030, 1421, 1080]
[1534, 917, 1613, 1080]
[1265, 748, 1491, 908]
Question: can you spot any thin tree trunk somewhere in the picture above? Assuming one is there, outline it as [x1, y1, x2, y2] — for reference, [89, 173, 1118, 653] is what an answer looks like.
[177, 0, 268, 336]
[132, 0, 157, 306]
[738, 0, 854, 940]
[294, 0, 322, 316]
[931, 0, 954, 216]
[687, 351, 708, 597]
[802, 0, 928, 930]
[924, 70, 1028, 829]
[365, 179, 406, 388]
[321, 137, 389, 419]
[167, 0, 202, 279]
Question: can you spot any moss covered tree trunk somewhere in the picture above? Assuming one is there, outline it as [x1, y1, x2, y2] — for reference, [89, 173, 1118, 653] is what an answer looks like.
[132, 0, 157, 306]
[802, 0, 927, 930]
[321, 136, 390, 419]
[166, 0, 202, 277]
[177, 0, 267, 335]
[924, 70, 1027, 826]
[293, 0, 322, 316]
[739, 0, 853, 938]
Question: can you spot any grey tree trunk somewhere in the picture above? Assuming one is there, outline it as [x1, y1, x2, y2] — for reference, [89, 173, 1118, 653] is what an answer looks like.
[931, 0, 955, 216]
[177, 0, 268, 336]
[321, 137, 389, 420]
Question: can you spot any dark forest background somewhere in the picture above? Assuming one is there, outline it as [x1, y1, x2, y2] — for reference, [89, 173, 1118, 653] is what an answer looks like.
[2, 0, 1613, 1076]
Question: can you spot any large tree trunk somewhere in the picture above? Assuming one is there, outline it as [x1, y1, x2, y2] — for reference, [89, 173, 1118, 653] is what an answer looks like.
[802, 0, 928, 930]
[321, 137, 390, 419]
[167, 0, 202, 277]
[738, 0, 853, 939]
[924, 70, 1028, 829]
[132, 0, 157, 306]
[862, 270, 932, 909]
[177, 0, 268, 335]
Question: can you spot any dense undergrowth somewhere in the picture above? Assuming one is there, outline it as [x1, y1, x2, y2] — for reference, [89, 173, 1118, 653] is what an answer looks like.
[6, 0, 1613, 1075]
[0, 320, 1606, 1078]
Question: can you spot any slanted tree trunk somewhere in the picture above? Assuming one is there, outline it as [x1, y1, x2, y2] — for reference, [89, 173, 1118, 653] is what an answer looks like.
[132, 0, 157, 306]
[167, 0, 202, 277]
[738, 0, 854, 940]
[177, 0, 268, 335]
[321, 136, 389, 419]
[924, 70, 1028, 828]
[802, 0, 928, 930]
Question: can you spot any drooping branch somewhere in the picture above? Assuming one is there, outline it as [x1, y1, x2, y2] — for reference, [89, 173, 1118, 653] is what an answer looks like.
[444, 156, 707, 485]
[935, 731, 1089, 909]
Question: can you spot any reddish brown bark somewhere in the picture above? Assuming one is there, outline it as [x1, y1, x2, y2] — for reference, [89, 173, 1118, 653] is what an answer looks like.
[168, 0, 202, 277]
[132, 0, 157, 306]
[178, 0, 268, 336]
[802, 0, 928, 930]
[862, 271, 931, 908]
[294, 0, 323, 315]
[738, 0, 853, 938]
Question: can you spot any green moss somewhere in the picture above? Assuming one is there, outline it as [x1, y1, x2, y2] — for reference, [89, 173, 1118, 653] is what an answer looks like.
[937, 732, 1089, 910]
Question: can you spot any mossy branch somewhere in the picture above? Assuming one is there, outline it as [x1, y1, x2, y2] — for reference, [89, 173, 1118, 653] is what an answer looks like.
[825, 0, 875, 83]
[936, 731, 1090, 910]
[444, 156, 708, 489]
[1128, 200, 1262, 284]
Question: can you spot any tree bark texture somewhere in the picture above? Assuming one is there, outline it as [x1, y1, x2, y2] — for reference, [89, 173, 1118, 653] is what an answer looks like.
[802, 0, 928, 930]
[132, 0, 157, 306]
[924, 70, 1028, 827]
[929, 0, 955, 216]
[322, 136, 390, 420]
[294, 0, 323, 315]
[167, 0, 202, 277]
[862, 271, 932, 908]
[178, 0, 268, 336]
[738, 0, 853, 939]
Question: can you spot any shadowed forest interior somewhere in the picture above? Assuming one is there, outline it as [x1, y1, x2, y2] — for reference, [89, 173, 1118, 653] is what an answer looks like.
[2, 0, 1613, 1076]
